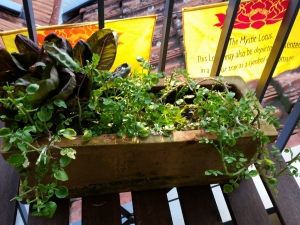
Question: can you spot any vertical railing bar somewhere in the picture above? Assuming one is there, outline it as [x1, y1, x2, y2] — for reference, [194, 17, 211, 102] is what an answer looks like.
[277, 95, 300, 152]
[18, 202, 28, 225]
[98, 0, 105, 28]
[209, 0, 241, 77]
[22, 0, 37, 44]
[255, 0, 300, 102]
[158, 0, 174, 72]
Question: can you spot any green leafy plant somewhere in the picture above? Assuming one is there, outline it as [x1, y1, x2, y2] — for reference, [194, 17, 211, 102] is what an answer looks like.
[0, 29, 299, 218]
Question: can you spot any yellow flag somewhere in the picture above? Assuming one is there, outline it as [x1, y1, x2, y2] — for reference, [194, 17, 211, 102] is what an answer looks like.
[0, 15, 156, 71]
[183, 0, 300, 81]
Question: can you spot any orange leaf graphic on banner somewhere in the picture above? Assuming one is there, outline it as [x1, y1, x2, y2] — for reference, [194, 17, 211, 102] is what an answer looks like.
[214, 0, 289, 29]
[37, 25, 123, 47]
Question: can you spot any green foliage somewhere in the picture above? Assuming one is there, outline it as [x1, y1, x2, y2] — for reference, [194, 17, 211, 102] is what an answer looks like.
[1, 29, 298, 219]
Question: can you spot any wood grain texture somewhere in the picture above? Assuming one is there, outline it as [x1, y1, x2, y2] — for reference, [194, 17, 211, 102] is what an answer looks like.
[177, 185, 222, 225]
[263, 152, 300, 225]
[28, 199, 69, 225]
[132, 189, 173, 225]
[82, 194, 121, 225]
[0, 155, 19, 225]
[224, 179, 272, 225]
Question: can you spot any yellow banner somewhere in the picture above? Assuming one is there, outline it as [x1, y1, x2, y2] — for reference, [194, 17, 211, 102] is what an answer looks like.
[183, 0, 300, 81]
[0, 15, 156, 71]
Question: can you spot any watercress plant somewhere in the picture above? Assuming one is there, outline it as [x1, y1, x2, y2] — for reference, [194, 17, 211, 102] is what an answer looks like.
[0, 29, 299, 218]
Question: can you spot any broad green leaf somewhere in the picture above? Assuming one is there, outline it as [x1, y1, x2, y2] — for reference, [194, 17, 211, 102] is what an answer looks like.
[49, 180, 58, 188]
[31, 201, 57, 218]
[11, 52, 38, 71]
[37, 184, 48, 193]
[55, 186, 69, 198]
[7, 154, 25, 167]
[15, 34, 41, 55]
[87, 29, 117, 71]
[37, 106, 53, 122]
[223, 184, 234, 193]
[59, 155, 71, 167]
[176, 99, 184, 105]
[54, 99, 67, 108]
[217, 125, 228, 140]
[138, 129, 150, 138]
[14, 196, 22, 201]
[109, 63, 131, 80]
[268, 178, 278, 187]
[265, 158, 275, 165]
[273, 121, 280, 128]
[3, 142, 12, 151]
[82, 129, 93, 142]
[43, 42, 79, 72]
[239, 158, 248, 162]
[224, 157, 234, 163]
[15, 75, 40, 88]
[58, 128, 77, 140]
[227, 92, 235, 98]
[219, 106, 227, 113]
[31, 65, 60, 106]
[60, 148, 76, 159]
[73, 40, 93, 67]
[205, 171, 212, 175]
[233, 183, 239, 188]
[54, 170, 68, 181]
[44, 33, 73, 57]
[26, 84, 39, 95]
[227, 137, 236, 147]
[17, 142, 27, 152]
[249, 170, 258, 177]
[0, 127, 10, 137]
[261, 136, 270, 144]
[48, 189, 54, 197]
[52, 69, 77, 101]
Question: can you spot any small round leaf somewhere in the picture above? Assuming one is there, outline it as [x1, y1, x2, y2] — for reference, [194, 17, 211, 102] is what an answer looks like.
[7, 154, 25, 167]
[223, 184, 234, 193]
[55, 186, 69, 198]
[82, 129, 92, 142]
[26, 84, 39, 95]
[59, 155, 71, 167]
[54, 170, 68, 181]
[0, 127, 10, 137]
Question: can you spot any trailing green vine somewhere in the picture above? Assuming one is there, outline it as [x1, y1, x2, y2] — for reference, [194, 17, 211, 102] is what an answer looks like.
[1, 29, 300, 218]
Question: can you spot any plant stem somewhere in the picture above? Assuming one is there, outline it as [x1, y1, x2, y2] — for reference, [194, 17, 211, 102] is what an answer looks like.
[219, 141, 229, 174]
[77, 73, 88, 128]
[273, 151, 300, 178]
[7, 94, 35, 126]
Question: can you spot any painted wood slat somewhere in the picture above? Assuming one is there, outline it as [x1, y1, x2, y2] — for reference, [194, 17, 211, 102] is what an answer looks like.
[132, 189, 173, 225]
[263, 153, 300, 225]
[82, 194, 121, 225]
[177, 185, 222, 225]
[224, 179, 272, 225]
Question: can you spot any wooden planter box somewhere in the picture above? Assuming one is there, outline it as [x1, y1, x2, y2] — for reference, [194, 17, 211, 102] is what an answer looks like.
[1, 76, 278, 198]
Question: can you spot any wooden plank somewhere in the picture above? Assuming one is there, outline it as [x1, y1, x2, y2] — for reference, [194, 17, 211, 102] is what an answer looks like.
[0, 155, 19, 225]
[132, 189, 172, 225]
[177, 185, 221, 225]
[224, 179, 272, 225]
[82, 194, 121, 225]
[263, 153, 300, 225]
[28, 199, 69, 225]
